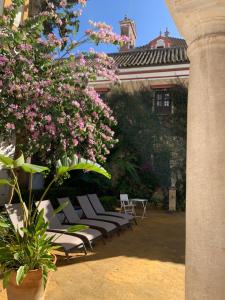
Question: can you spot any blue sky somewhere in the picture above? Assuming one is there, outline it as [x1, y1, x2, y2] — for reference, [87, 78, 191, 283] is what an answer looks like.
[77, 0, 182, 53]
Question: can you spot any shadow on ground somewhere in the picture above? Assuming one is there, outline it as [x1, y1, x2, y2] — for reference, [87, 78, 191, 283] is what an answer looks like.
[57, 210, 185, 267]
[0, 210, 185, 300]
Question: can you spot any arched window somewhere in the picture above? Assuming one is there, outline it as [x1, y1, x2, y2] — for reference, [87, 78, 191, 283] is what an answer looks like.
[156, 39, 165, 49]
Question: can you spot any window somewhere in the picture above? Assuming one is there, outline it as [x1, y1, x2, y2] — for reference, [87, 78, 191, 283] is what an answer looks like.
[154, 90, 171, 114]
[156, 39, 165, 49]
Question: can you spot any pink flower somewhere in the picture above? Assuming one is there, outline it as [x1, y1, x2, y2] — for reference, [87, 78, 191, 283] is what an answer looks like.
[27, 111, 36, 118]
[15, 112, 23, 119]
[0, 56, 8, 66]
[72, 101, 80, 108]
[18, 44, 33, 51]
[78, 0, 86, 6]
[59, 0, 67, 8]
[6, 123, 15, 130]
[78, 119, 84, 129]
[44, 115, 52, 123]
[73, 139, 78, 146]
[57, 117, 65, 124]
[45, 123, 56, 136]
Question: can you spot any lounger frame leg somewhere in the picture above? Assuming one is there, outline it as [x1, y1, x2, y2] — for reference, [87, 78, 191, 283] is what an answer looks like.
[83, 244, 87, 255]
[89, 241, 94, 252]
[65, 251, 69, 260]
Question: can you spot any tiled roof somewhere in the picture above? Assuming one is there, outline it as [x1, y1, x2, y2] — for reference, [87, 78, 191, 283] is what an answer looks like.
[169, 37, 187, 48]
[108, 47, 189, 69]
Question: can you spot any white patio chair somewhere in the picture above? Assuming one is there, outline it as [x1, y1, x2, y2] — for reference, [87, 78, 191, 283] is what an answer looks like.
[120, 194, 136, 216]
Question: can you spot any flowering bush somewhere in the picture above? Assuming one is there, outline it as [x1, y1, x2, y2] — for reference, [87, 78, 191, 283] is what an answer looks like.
[0, 0, 127, 165]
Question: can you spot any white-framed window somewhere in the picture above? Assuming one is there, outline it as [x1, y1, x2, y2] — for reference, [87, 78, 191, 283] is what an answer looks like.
[154, 90, 172, 114]
[156, 39, 165, 49]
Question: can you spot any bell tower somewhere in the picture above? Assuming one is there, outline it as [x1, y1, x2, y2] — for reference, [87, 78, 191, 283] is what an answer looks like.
[119, 16, 137, 52]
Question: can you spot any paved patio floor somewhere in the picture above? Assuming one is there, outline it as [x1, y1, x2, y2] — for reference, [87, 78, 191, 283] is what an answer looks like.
[0, 210, 185, 300]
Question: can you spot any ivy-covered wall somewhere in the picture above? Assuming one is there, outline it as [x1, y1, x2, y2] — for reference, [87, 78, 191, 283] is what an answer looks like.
[62, 83, 188, 210]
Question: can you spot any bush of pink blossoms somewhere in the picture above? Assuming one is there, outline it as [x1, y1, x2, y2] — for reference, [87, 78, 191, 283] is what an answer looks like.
[0, 0, 128, 165]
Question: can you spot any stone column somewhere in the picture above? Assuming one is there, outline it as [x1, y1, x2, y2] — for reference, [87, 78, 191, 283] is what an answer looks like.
[165, 1, 225, 299]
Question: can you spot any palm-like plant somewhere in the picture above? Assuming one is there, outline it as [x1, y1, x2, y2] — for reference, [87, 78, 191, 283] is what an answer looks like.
[0, 153, 111, 288]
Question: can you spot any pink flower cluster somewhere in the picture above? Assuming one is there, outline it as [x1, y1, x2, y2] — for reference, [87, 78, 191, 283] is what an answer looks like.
[0, 0, 119, 165]
[18, 44, 33, 51]
[78, 0, 86, 6]
[86, 20, 130, 45]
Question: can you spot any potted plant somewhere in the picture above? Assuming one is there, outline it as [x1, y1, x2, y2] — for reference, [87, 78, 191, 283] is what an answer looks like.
[0, 153, 111, 300]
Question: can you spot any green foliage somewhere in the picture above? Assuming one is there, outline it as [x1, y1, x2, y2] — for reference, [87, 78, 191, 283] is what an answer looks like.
[62, 84, 187, 209]
[56, 154, 111, 179]
[106, 87, 159, 159]
[0, 179, 13, 187]
[103, 87, 159, 198]
[0, 153, 49, 174]
[0, 212, 56, 288]
[99, 196, 118, 211]
[66, 224, 89, 233]
[0, 152, 111, 286]
[102, 84, 188, 209]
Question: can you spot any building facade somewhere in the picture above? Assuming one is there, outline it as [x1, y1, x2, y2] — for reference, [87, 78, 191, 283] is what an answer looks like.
[92, 17, 190, 208]
[93, 16, 190, 98]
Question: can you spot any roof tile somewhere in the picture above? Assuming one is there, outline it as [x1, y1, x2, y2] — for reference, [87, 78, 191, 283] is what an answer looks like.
[109, 47, 189, 68]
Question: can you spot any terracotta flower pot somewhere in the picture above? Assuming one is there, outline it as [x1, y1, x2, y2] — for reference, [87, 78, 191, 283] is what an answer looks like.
[6, 255, 56, 300]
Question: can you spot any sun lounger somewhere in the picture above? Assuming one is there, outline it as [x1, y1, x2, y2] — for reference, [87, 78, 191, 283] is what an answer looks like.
[5, 203, 87, 258]
[57, 197, 118, 237]
[77, 195, 131, 229]
[36, 200, 103, 251]
[88, 194, 137, 224]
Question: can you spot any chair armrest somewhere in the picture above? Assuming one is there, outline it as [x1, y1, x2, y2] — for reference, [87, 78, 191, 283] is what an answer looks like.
[123, 204, 136, 208]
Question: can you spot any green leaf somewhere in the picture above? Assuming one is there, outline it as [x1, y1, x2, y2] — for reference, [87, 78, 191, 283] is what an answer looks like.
[42, 267, 48, 289]
[67, 224, 89, 233]
[52, 201, 69, 217]
[14, 153, 25, 168]
[0, 179, 12, 187]
[35, 209, 45, 231]
[55, 166, 69, 176]
[21, 163, 49, 174]
[0, 154, 14, 168]
[56, 154, 111, 179]
[3, 271, 12, 289]
[16, 266, 27, 285]
[69, 161, 111, 179]
[0, 218, 10, 228]
[14, 252, 20, 261]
